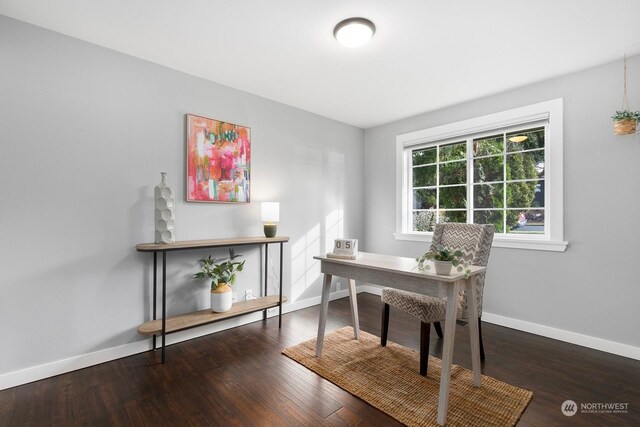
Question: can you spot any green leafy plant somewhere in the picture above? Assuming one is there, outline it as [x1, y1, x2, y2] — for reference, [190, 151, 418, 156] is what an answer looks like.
[194, 248, 245, 291]
[415, 244, 471, 277]
[612, 110, 640, 121]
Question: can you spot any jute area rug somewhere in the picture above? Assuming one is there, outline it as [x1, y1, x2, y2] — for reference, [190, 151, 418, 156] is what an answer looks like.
[283, 327, 532, 427]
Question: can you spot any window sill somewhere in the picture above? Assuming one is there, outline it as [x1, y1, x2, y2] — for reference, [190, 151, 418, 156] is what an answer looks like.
[393, 232, 568, 252]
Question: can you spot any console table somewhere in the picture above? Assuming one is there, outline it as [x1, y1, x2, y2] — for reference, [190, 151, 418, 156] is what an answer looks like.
[136, 236, 289, 363]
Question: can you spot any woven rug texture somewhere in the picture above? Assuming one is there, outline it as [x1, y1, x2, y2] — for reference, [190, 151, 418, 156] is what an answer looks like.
[282, 327, 532, 427]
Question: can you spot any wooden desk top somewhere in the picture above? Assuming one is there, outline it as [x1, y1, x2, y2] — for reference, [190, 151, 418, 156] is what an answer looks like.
[314, 251, 486, 283]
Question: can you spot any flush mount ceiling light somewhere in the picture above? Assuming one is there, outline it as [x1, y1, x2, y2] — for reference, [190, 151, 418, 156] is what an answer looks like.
[508, 135, 529, 143]
[333, 18, 376, 48]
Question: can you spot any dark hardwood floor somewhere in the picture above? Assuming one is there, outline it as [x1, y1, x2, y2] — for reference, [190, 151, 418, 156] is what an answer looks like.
[1, 293, 639, 426]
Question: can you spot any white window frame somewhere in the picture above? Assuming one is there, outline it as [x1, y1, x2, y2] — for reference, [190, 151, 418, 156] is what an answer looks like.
[395, 98, 567, 252]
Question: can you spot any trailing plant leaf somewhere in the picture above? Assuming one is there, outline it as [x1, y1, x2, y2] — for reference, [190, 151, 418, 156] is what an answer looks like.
[612, 110, 640, 121]
[415, 245, 471, 278]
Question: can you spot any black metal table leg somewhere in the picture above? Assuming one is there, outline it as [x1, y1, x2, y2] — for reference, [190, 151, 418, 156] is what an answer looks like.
[162, 251, 167, 363]
[279, 242, 283, 328]
[153, 252, 157, 351]
[263, 243, 269, 321]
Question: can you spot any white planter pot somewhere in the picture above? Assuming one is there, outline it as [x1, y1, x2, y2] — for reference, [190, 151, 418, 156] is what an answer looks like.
[434, 260, 453, 276]
[211, 287, 233, 312]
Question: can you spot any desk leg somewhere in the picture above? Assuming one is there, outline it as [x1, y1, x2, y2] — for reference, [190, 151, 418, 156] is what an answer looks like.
[466, 275, 482, 387]
[437, 280, 460, 426]
[348, 279, 360, 340]
[315, 273, 332, 357]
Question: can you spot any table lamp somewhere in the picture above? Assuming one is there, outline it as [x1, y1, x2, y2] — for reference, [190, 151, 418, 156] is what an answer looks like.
[261, 202, 279, 238]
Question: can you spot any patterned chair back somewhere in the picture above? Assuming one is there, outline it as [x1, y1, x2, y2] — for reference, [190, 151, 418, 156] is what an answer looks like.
[429, 223, 495, 317]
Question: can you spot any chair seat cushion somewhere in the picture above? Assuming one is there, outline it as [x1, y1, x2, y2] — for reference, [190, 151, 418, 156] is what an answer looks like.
[381, 288, 463, 324]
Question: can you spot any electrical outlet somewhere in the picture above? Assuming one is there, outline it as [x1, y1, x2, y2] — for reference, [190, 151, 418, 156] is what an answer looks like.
[232, 292, 238, 303]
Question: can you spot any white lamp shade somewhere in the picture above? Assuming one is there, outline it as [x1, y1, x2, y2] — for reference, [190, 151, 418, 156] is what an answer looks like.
[261, 202, 280, 223]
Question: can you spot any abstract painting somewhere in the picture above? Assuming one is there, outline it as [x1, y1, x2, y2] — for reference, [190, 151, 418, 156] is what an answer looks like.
[186, 114, 250, 203]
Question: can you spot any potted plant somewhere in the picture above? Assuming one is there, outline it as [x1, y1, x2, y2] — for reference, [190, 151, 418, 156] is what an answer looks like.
[415, 244, 470, 277]
[612, 110, 640, 135]
[193, 248, 245, 312]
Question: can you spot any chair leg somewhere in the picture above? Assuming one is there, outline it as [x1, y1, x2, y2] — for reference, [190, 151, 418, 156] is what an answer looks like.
[434, 319, 485, 360]
[434, 321, 443, 338]
[381, 303, 390, 347]
[420, 322, 431, 376]
[478, 317, 485, 361]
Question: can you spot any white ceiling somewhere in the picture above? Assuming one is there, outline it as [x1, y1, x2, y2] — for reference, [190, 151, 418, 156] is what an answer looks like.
[2, 0, 640, 128]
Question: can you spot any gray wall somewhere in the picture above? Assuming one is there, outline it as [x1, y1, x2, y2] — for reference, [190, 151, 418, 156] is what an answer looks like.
[364, 55, 640, 349]
[2, 12, 638, 383]
[0, 16, 364, 377]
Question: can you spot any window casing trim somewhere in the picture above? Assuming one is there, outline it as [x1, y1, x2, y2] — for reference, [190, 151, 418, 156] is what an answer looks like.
[393, 232, 568, 251]
[395, 98, 566, 252]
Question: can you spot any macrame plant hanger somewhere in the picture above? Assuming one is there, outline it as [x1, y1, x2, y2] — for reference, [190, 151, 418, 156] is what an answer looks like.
[613, 54, 638, 135]
[622, 55, 630, 111]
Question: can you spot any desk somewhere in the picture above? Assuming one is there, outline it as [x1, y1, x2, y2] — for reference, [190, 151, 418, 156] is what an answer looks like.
[313, 252, 486, 426]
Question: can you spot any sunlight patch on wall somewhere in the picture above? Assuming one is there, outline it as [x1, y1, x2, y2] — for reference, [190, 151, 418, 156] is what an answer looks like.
[324, 209, 344, 251]
[290, 223, 321, 302]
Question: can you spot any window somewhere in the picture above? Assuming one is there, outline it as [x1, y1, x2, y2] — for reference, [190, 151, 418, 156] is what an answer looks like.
[396, 99, 566, 251]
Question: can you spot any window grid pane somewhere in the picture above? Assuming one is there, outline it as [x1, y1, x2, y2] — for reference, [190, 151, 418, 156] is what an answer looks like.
[506, 127, 545, 152]
[409, 126, 546, 235]
[411, 142, 468, 230]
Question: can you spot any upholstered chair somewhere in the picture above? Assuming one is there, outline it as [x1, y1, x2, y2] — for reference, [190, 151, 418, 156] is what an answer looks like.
[380, 223, 495, 376]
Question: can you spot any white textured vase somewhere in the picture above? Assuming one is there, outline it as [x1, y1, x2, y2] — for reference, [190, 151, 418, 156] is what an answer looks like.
[434, 260, 453, 276]
[154, 172, 175, 243]
[211, 289, 233, 312]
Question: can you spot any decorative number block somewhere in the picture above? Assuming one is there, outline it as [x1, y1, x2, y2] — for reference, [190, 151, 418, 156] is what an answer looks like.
[333, 239, 358, 256]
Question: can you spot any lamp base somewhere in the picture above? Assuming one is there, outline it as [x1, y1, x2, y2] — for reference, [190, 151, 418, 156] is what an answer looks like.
[263, 224, 277, 238]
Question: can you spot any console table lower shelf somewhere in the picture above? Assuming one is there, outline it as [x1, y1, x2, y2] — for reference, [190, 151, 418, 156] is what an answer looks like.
[137, 295, 288, 336]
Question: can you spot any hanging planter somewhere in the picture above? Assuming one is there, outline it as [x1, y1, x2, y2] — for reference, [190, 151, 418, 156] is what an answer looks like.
[612, 55, 639, 136]
[612, 111, 639, 135]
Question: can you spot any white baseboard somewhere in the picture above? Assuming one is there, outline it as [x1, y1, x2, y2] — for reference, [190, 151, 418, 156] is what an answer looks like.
[4, 284, 638, 390]
[0, 289, 351, 391]
[480, 312, 640, 361]
[0, 340, 152, 391]
[358, 284, 383, 295]
[356, 285, 640, 361]
[284, 288, 350, 312]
